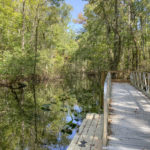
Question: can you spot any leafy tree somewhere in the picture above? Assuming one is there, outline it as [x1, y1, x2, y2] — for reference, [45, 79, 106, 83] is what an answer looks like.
[73, 0, 150, 72]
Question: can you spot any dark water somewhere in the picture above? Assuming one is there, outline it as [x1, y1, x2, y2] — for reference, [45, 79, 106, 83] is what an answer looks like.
[0, 74, 104, 150]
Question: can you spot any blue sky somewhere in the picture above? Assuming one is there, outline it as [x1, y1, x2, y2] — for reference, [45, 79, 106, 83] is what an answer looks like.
[65, 0, 88, 31]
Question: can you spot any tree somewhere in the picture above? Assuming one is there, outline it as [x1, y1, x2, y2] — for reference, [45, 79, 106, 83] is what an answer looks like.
[74, 0, 150, 71]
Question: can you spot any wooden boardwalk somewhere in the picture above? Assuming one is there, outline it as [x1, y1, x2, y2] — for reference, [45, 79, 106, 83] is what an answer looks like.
[107, 83, 150, 150]
[68, 74, 150, 150]
[67, 113, 103, 150]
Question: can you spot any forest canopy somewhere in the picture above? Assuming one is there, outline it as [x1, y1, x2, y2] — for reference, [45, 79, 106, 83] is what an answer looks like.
[0, 0, 150, 83]
[75, 0, 150, 71]
[0, 0, 78, 82]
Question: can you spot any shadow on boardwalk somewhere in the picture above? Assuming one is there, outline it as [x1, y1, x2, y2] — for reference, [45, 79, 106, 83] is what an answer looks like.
[108, 83, 150, 150]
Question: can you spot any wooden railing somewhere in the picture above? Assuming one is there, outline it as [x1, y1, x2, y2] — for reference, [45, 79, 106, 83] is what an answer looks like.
[103, 72, 111, 146]
[130, 72, 150, 97]
[101, 71, 150, 148]
[68, 71, 150, 150]
[110, 71, 130, 82]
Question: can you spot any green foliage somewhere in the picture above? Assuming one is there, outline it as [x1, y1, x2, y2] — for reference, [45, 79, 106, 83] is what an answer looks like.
[72, 0, 150, 72]
[1, 0, 150, 82]
[0, 75, 103, 149]
[0, 0, 77, 81]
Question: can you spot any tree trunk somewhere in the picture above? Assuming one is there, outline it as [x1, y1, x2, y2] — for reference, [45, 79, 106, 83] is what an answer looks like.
[111, 0, 122, 70]
[33, 5, 40, 80]
[22, 0, 26, 51]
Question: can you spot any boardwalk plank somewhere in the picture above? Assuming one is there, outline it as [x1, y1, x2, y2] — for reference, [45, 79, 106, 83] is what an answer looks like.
[107, 83, 150, 150]
[67, 113, 102, 150]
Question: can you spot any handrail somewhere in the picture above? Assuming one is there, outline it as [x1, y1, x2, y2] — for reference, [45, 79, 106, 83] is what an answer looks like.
[130, 72, 150, 97]
[110, 71, 130, 82]
[67, 71, 150, 150]
[103, 72, 111, 146]
[102, 71, 150, 147]
[100, 71, 150, 148]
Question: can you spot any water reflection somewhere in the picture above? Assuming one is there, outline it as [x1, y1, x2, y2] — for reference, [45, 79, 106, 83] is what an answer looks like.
[0, 74, 103, 150]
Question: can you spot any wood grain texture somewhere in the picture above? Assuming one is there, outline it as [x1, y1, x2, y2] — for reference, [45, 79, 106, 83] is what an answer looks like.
[107, 83, 150, 150]
[67, 113, 103, 150]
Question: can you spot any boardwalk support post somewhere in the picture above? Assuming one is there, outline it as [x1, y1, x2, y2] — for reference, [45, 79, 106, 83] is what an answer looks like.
[103, 72, 111, 146]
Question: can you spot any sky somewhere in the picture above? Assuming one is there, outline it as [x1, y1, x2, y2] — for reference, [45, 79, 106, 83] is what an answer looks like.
[65, 0, 88, 31]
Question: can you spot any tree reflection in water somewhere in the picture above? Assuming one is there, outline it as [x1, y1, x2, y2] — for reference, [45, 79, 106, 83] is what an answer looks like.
[0, 74, 104, 150]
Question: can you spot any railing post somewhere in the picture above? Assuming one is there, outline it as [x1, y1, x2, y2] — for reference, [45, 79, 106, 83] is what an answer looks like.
[143, 72, 147, 91]
[103, 72, 111, 146]
[130, 71, 150, 98]
[147, 73, 150, 94]
[130, 72, 133, 85]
